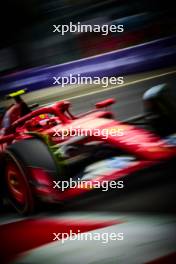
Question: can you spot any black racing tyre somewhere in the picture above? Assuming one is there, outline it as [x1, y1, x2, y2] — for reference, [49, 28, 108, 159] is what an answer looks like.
[4, 138, 58, 215]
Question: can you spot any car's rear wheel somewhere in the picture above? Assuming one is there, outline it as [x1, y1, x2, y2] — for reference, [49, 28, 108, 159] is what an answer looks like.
[4, 138, 58, 215]
[5, 151, 35, 215]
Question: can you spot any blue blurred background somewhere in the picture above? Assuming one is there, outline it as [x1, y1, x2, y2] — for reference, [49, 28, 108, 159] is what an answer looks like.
[0, 0, 175, 76]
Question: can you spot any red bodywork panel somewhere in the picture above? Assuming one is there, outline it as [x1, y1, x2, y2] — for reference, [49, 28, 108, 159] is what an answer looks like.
[0, 99, 175, 202]
[45, 113, 175, 160]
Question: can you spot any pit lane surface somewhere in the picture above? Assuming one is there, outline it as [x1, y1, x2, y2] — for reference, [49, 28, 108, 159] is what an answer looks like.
[1, 68, 176, 263]
[68, 70, 176, 119]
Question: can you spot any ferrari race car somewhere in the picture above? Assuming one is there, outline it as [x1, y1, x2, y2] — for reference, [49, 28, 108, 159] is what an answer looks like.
[0, 84, 176, 214]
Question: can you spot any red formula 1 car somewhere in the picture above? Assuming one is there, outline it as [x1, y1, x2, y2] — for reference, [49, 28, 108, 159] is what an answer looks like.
[0, 85, 176, 214]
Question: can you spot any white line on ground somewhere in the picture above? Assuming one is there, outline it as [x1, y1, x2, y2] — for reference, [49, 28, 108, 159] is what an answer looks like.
[64, 70, 176, 101]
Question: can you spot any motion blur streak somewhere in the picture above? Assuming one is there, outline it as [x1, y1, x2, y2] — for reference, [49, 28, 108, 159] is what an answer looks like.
[0, 218, 119, 264]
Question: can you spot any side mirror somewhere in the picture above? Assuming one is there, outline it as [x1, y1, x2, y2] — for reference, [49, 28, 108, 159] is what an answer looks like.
[95, 98, 116, 109]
